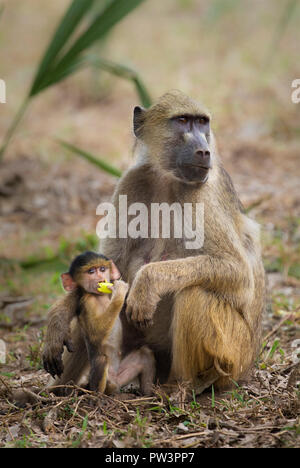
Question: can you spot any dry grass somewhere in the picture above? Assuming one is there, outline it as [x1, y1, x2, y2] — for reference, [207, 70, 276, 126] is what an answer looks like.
[0, 349, 299, 448]
[0, 0, 299, 448]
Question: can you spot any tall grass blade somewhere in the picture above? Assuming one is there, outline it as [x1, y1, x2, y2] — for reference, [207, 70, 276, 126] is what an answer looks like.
[35, 0, 146, 93]
[87, 56, 152, 107]
[0, 97, 30, 161]
[72, 414, 88, 448]
[30, 0, 96, 96]
[132, 76, 153, 109]
[267, 339, 280, 360]
[0, 0, 147, 160]
[35, 55, 88, 93]
[57, 139, 122, 177]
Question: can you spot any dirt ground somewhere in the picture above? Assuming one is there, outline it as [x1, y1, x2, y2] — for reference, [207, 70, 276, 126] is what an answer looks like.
[0, 0, 299, 448]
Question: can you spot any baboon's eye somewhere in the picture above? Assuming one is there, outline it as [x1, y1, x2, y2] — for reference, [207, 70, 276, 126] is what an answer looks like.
[87, 268, 96, 274]
[100, 266, 106, 272]
[196, 116, 209, 125]
[177, 116, 189, 124]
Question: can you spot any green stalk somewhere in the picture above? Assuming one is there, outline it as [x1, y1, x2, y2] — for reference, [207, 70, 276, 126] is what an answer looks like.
[57, 139, 122, 177]
[0, 97, 30, 161]
[86, 56, 152, 108]
[50, 0, 146, 81]
[0, 0, 147, 160]
[30, 0, 97, 96]
[33, 0, 147, 95]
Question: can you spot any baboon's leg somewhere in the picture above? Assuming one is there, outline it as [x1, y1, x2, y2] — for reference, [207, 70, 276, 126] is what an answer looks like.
[88, 353, 108, 393]
[171, 286, 253, 390]
[116, 346, 155, 395]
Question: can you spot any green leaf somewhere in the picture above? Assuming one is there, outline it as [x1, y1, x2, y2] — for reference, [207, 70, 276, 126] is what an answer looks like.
[57, 0, 146, 69]
[37, 0, 146, 93]
[268, 339, 280, 360]
[57, 139, 122, 177]
[0, 0, 148, 160]
[87, 56, 152, 107]
[30, 0, 96, 96]
[34, 55, 88, 94]
[72, 414, 89, 448]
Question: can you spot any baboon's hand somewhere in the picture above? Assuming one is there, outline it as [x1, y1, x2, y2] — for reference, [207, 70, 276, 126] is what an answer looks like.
[42, 329, 74, 378]
[126, 267, 160, 329]
[111, 279, 129, 300]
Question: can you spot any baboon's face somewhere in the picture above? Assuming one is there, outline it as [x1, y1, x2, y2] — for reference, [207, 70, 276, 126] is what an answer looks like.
[79, 263, 112, 294]
[133, 92, 213, 184]
[165, 114, 212, 184]
[61, 261, 112, 295]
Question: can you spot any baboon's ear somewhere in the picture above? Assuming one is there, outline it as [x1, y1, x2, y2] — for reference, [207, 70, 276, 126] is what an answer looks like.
[61, 273, 77, 292]
[110, 261, 121, 281]
[133, 106, 146, 138]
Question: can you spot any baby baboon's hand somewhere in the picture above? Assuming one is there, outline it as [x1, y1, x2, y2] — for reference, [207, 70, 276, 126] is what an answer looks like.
[111, 280, 129, 301]
[43, 328, 74, 378]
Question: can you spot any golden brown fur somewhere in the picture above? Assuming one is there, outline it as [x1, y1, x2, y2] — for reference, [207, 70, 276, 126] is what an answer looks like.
[43, 262, 155, 396]
[101, 90, 265, 390]
[77, 281, 126, 393]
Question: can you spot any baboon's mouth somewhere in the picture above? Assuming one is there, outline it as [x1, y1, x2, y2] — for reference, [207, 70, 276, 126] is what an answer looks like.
[181, 163, 211, 170]
[176, 164, 210, 184]
[87, 281, 106, 294]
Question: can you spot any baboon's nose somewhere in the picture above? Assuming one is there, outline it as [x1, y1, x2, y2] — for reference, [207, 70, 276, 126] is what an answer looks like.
[194, 149, 211, 168]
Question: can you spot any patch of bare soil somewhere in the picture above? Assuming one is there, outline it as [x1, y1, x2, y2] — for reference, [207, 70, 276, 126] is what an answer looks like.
[0, 155, 115, 236]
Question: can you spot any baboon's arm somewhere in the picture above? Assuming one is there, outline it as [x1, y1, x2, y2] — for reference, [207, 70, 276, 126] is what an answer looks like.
[43, 291, 77, 377]
[126, 254, 252, 327]
[79, 280, 128, 345]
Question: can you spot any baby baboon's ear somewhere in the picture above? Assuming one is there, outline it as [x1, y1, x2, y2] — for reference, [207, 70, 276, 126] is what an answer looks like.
[61, 273, 77, 292]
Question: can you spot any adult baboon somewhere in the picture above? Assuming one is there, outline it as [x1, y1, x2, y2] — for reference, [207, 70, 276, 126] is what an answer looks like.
[102, 90, 265, 389]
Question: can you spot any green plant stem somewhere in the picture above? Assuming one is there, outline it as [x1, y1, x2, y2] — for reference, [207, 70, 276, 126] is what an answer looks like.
[0, 97, 30, 162]
[87, 56, 152, 108]
[57, 139, 122, 177]
[0, 0, 148, 160]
